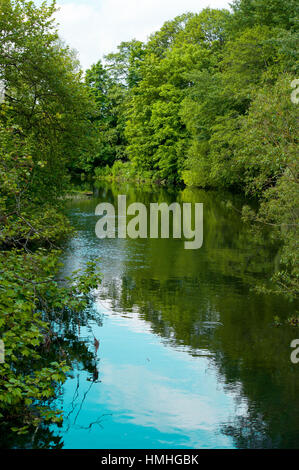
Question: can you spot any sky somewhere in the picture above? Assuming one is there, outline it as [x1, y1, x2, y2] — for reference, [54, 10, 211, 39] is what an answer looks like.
[36, 0, 231, 70]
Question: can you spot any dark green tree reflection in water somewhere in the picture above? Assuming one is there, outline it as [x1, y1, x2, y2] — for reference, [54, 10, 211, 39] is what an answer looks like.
[56, 183, 298, 449]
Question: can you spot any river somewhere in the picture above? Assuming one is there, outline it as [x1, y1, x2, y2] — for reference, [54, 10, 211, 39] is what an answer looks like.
[53, 181, 298, 449]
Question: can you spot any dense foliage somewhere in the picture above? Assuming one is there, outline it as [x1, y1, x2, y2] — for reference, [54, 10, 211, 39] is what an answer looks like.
[0, 0, 298, 446]
[86, 0, 298, 299]
[0, 0, 100, 444]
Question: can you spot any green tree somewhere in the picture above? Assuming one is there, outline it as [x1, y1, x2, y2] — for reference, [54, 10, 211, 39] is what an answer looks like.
[0, 0, 96, 198]
[236, 75, 298, 299]
[230, 0, 298, 32]
[125, 9, 229, 183]
[0, 0, 101, 439]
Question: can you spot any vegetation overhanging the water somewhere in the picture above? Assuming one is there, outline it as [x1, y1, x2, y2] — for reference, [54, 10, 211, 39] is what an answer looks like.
[0, 0, 298, 448]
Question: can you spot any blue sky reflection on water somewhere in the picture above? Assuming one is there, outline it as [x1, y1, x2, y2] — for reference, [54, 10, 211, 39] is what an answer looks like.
[52, 187, 299, 449]
[58, 299, 247, 449]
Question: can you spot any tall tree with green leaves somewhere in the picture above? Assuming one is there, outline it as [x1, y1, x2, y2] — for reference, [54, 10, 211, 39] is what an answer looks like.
[0, 0, 101, 441]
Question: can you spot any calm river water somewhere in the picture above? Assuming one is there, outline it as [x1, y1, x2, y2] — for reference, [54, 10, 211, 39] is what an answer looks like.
[54, 182, 298, 449]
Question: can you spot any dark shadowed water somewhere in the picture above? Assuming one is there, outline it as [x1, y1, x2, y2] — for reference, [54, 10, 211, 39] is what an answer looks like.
[54, 182, 298, 449]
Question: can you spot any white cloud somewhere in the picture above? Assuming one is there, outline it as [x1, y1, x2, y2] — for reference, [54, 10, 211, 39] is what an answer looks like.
[53, 0, 231, 70]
